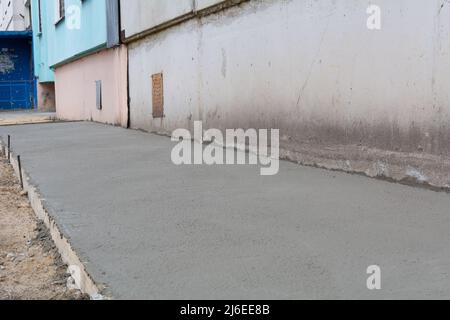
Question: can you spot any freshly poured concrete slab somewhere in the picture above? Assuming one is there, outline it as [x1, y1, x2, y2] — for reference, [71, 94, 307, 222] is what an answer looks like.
[1, 122, 450, 299]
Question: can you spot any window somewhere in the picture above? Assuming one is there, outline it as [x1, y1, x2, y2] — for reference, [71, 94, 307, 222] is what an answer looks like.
[95, 81, 102, 110]
[55, 0, 65, 23]
[37, 0, 42, 33]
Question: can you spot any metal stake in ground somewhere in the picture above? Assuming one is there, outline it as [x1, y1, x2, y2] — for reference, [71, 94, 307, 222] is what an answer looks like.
[17, 155, 23, 190]
[7, 135, 10, 163]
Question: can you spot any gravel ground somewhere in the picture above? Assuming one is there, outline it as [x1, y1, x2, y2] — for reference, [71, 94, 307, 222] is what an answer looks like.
[0, 153, 87, 300]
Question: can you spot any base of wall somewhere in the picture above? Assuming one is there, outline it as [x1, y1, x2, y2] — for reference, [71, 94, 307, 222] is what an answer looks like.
[280, 140, 450, 193]
[132, 122, 450, 192]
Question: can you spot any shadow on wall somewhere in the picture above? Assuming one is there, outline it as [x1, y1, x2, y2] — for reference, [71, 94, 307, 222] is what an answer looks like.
[37, 83, 56, 112]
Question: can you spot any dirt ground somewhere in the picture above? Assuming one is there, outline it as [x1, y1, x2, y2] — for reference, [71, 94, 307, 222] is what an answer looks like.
[0, 152, 87, 300]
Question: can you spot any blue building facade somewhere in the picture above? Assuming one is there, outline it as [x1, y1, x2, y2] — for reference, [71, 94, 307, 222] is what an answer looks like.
[0, 31, 35, 110]
[31, 0, 120, 111]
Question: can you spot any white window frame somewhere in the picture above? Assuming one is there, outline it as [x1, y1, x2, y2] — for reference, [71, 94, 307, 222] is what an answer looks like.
[55, 0, 65, 24]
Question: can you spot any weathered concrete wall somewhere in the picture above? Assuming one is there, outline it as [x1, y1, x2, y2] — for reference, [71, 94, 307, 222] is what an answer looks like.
[0, 0, 31, 31]
[119, 0, 236, 41]
[120, 0, 194, 38]
[55, 45, 128, 127]
[0, 0, 14, 31]
[127, 0, 450, 189]
[37, 83, 56, 112]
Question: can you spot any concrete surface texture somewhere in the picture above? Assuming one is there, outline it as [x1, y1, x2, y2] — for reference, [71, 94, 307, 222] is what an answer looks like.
[0, 111, 56, 126]
[1, 122, 450, 299]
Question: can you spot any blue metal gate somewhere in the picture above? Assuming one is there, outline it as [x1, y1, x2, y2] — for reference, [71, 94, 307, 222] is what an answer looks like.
[0, 32, 35, 110]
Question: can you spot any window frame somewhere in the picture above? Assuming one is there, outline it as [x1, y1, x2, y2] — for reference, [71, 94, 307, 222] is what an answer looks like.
[54, 0, 65, 25]
[37, 0, 42, 34]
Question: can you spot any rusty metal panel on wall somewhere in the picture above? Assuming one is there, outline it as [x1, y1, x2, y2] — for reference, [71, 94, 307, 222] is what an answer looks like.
[152, 73, 164, 118]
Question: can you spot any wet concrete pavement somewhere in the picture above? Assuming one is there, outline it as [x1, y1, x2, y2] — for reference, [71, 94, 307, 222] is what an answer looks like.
[1, 122, 450, 299]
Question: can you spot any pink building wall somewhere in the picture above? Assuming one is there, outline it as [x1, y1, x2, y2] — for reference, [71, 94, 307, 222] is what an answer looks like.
[55, 45, 128, 128]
